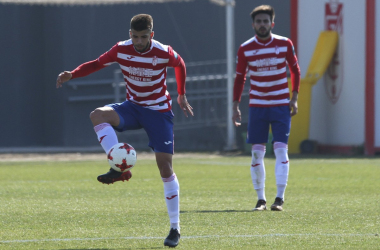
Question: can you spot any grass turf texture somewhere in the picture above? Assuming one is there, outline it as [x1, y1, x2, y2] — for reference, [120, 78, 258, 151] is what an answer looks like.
[0, 155, 379, 249]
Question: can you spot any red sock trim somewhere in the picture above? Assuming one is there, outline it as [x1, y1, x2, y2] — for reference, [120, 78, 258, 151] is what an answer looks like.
[252, 144, 266, 152]
[162, 173, 176, 182]
[94, 123, 111, 133]
[274, 142, 288, 150]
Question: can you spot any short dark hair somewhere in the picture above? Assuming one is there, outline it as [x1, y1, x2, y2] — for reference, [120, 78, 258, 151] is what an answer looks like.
[130, 14, 153, 31]
[250, 5, 275, 23]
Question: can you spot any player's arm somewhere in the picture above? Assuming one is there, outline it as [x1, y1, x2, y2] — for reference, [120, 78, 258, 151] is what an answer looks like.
[56, 60, 105, 88]
[169, 47, 194, 117]
[232, 46, 248, 127]
[56, 44, 118, 88]
[286, 39, 301, 116]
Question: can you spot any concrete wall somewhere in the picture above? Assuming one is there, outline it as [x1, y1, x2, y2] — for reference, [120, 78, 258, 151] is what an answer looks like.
[298, 0, 368, 147]
[0, 6, 46, 147]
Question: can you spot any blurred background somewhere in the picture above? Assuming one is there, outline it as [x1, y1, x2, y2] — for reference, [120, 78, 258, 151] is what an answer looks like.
[1, 0, 379, 155]
[0, 0, 291, 153]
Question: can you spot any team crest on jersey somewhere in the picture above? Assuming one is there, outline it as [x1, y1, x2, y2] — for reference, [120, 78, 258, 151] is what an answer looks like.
[152, 56, 158, 66]
[275, 46, 280, 55]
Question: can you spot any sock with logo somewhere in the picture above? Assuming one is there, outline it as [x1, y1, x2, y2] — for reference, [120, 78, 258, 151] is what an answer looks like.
[94, 123, 118, 154]
[251, 144, 266, 201]
[162, 173, 180, 233]
[274, 142, 289, 199]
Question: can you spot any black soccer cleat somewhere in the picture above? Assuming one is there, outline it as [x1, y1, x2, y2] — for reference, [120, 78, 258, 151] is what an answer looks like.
[252, 199, 267, 211]
[270, 197, 284, 211]
[164, 228, 180, 248]
[97, 168, 132, 184]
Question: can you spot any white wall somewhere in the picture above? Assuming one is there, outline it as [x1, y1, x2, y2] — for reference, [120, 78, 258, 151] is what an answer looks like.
[376, 0, 380, 147]
[298, 0, 327, 142]
[299, 0, 366, 146]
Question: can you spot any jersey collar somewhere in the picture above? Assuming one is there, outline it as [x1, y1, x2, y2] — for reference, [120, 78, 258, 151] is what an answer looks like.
[254, 35, 274, 46]
[134, 39, 154, 55]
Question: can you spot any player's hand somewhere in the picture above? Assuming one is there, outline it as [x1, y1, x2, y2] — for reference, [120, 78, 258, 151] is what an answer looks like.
[232, 101, 241, 127]
[56, 71, 72, 88]
[289, 91, 298, 116]
[177, 94, 194, 117]
[289, 100, 298, 116]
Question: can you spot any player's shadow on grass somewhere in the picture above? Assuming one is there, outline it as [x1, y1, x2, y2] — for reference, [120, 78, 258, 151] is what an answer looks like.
[180, 209, 253, 213]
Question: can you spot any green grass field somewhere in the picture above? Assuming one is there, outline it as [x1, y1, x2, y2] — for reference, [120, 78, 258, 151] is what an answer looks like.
[0, 154, 379, 249]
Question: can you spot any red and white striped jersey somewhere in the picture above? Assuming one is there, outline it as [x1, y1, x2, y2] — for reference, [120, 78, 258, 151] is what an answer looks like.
[71, 39, 186, 112]
[233, 34, 300, 107]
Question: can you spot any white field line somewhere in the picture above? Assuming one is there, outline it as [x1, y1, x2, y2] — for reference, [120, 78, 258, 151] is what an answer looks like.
[1, 233, 376, 244]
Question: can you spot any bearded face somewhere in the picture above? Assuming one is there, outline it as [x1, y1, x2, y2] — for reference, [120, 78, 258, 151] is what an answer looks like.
[252, 13, 273, 39]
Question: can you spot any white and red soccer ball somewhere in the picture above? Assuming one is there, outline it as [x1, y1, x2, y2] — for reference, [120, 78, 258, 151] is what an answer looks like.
[107, 143, 137, 172]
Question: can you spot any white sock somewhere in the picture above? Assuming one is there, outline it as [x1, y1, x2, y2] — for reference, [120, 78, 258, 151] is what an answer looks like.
[255, 188, 265, 201]
[251, 144, 266, 201]
[94, 123, 118, 154]
[276, 185, 287, 200]
[274, 142, 289, 200]
[170, 223, 180, 231]
[162, 174, 180, 233]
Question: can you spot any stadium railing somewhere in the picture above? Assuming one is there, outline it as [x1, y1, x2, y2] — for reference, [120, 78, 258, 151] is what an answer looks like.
[67, 60, 250, 150]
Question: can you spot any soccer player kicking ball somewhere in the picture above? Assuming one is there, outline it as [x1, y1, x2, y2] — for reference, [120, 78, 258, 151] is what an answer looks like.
[232, 5, 301, 212]
[56, 14, 193, 248]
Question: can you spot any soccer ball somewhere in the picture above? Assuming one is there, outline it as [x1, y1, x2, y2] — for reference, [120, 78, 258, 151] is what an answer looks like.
[107, 143, 137, 172]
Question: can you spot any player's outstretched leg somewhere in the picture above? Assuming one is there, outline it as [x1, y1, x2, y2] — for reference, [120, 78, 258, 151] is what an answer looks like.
[97, 168, 132, 184]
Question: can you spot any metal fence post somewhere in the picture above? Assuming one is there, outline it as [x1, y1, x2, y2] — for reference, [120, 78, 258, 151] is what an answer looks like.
[225, 0, 237, 150]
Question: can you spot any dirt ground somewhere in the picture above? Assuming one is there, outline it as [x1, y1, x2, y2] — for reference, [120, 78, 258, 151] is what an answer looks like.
[0, 152, 226, 162]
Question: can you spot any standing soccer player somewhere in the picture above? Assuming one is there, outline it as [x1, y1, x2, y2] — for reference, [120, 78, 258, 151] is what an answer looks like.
[232, 5, 300, 211]
[56, 14, 192, 247]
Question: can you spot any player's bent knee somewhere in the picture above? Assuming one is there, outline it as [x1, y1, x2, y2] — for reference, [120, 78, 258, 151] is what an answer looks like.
[89, 107, 118, 125]
[89, 108, 104, 122]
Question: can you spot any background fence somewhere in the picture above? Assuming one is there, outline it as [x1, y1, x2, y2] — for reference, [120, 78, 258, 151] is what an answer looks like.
[66, 60, 250, 152]
[0, 0, 291, 152]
